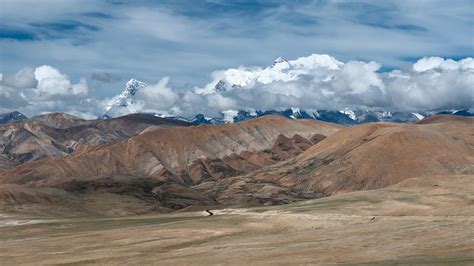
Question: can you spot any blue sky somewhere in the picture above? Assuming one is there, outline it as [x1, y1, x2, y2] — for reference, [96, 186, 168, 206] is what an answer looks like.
[0, 0, 473, 118]
[1, 0, 472, 97]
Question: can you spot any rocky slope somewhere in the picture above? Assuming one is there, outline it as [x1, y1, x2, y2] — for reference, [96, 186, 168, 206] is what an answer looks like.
[26, 112, 86, 129]
[0, 116, 342, 214]
[0, 113, 191, 164]
[0, 116, 340, 183]
[205, 115, 474, 205]
[0, 155, 16, 173]
[0, 114, 472, 216]
[0, 111, 27, 125]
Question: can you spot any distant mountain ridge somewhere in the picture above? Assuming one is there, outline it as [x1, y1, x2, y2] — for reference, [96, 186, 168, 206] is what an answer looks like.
[1, 76, 472, 127]
[0, 112, 191, 167]
[175, 108, 473, 126]
[1, 108, 472, 127]
[0, 114, 472, 216]
[0, 111, 27, 124]
[94, 77, 473, 126]
[0, 115, 343, 213]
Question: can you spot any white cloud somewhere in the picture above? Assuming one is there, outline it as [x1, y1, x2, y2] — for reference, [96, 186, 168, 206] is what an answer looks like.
[385, 58, 474, 111]
[72, 78, 89, 95]
[414, 57, 459, 72]
[190, 54, 389, 112]
[34, 65, 88, 95]
[206, 94, 237, 111]
[0, 65, 98, 117]
[337, 61, 384, 95]
[195, 54, 344, 95]
[187, 54, 473, 114]
[1, 55, 472, 118]
[2, 67, 37, 89]
[222, 110, 239, 123]
[103, 77, 181, 117]
[134, 77, 178, 110]
[413, 57, 474, 73]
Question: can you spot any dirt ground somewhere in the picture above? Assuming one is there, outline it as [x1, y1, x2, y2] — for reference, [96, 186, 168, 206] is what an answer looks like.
[1, 175, 473, 265]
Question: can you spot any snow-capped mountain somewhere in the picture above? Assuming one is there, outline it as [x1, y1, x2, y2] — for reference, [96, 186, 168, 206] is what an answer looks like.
[108, 79, 148, 108]
[195, 54, 343, 94]
[180, 108, 440, 126]
[436, 109, 474, 117]
[0, 111, 28, 125]
[272, 56, 287, 66]
[104, 79, 148, 117]
[101, 75, 472, 125]
[213, 80, 227, 93]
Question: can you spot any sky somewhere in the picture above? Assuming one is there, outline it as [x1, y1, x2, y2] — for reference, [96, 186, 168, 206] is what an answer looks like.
[0, 0, 473, 118]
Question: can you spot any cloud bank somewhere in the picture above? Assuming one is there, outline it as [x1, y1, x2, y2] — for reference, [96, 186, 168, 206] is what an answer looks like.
[192, 55, 473, 114]
[1, 54, 471, 118]
[0, 65, 100, 118]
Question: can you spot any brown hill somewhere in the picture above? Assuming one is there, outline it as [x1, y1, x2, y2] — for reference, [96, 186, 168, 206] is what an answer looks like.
[1, 114, 471, 216]
[0, 113, 191, 163]
[28, 112, 86, 129]
[415, 113, 473, 125]
[205, 115, 474, 205]
[1, 116, 341, 184]
[0, 155, 16, 173]
[0, 116, 342, 213]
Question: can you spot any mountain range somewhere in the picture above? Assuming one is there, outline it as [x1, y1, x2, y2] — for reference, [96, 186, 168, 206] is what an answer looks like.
[0, 111, 472, 216]
[0, 112, 190, 165]
[1, 77, 472, 127]
[0, 69, 473, 216]
[4, 106, 473, 129]
[95, 69, 474, 125]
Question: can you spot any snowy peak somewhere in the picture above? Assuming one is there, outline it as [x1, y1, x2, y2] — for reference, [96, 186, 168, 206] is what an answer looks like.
[108, 79, 148, 109]
[124, 79, 148, 97]
[0, 111, 28, 125]
[272, 56, 288, 66]
[104, 79, 148, 117]
[411, 113, 425, 120]
[214, 80, 227, 93]
[195, 53, 345, 95]
[339, 109, 357, 120]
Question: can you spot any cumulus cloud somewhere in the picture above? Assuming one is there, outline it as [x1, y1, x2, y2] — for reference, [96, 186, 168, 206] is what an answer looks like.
[34, 65, 88, 95]
[174, 54, 472, 116]
[206, 94, 237, 111]
[2, 67, 37, 89]
[134, 77, 178, 111]
[0, 65, 100, 117]
[104, 77, 181, 117]
[1, 54, 473, 118]
[412, 57, 474, 72]
[113, 54, 471, 118]
[386, 57, 474, 111]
